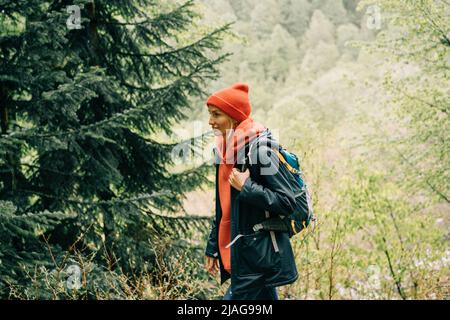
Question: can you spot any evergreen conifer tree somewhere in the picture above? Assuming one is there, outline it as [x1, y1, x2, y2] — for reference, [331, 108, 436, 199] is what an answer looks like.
[0, 0, 230, 297]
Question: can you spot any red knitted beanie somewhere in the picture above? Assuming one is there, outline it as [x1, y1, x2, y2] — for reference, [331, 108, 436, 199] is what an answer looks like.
[206, 83, 252, 122]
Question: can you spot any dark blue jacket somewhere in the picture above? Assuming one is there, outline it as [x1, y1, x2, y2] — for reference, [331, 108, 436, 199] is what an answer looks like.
[204, 129, 298, 297]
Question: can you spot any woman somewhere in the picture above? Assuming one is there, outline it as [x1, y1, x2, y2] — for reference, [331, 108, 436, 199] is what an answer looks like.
[203, 83, 299, 300]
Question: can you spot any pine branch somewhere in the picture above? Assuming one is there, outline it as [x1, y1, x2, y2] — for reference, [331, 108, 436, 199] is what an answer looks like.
[143, 208, 211, 239]
[0, 54, 230, 143]
[98, 0, 194, 28]
[15, 189, 173, 208]
[116, 22, 233, 59]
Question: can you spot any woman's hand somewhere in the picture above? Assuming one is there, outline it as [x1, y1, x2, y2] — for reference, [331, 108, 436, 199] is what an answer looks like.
[229, 168, 250, 191]
[204, 255, 220, 275]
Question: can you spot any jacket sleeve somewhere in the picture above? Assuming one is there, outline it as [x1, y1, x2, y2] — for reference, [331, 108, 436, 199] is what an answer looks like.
[205, 215, 219, 258]
[237, 145, 296, 216]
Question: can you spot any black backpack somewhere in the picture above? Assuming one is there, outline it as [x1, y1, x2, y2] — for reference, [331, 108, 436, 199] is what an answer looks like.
[241, 143, 316, 238]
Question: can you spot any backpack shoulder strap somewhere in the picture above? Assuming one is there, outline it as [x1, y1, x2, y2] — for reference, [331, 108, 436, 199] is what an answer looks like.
[273, 147, 301, 176]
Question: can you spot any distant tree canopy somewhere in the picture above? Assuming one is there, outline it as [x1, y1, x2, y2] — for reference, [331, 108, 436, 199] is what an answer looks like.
[191, 0, 449, 301]
[359, 0, 449, 204]
[192, 0, 369, 119]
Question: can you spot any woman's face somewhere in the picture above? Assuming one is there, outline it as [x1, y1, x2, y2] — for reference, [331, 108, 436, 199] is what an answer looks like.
[208, 105, 237, 136]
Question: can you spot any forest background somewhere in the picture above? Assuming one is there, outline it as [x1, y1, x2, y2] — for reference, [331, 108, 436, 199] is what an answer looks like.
[0, 0, 448, 299]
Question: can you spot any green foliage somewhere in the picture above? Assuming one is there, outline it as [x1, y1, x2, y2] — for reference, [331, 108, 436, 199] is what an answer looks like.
[279, 0, 312, 38]
[8, 235, 217, 300]
[358, 0, 449, 204]
[0, 200, 69, 297]
[0, 0, 229, 298]
[195, 0, 448, 300]
[282, 164, 448, 300]
[1, 0, 448, 300]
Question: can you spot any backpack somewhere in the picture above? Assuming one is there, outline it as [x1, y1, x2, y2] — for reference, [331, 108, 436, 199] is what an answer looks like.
[245, 144, 316, 238]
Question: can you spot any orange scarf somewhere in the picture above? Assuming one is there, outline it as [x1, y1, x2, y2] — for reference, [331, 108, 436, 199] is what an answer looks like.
[215, 118, 266, 273]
